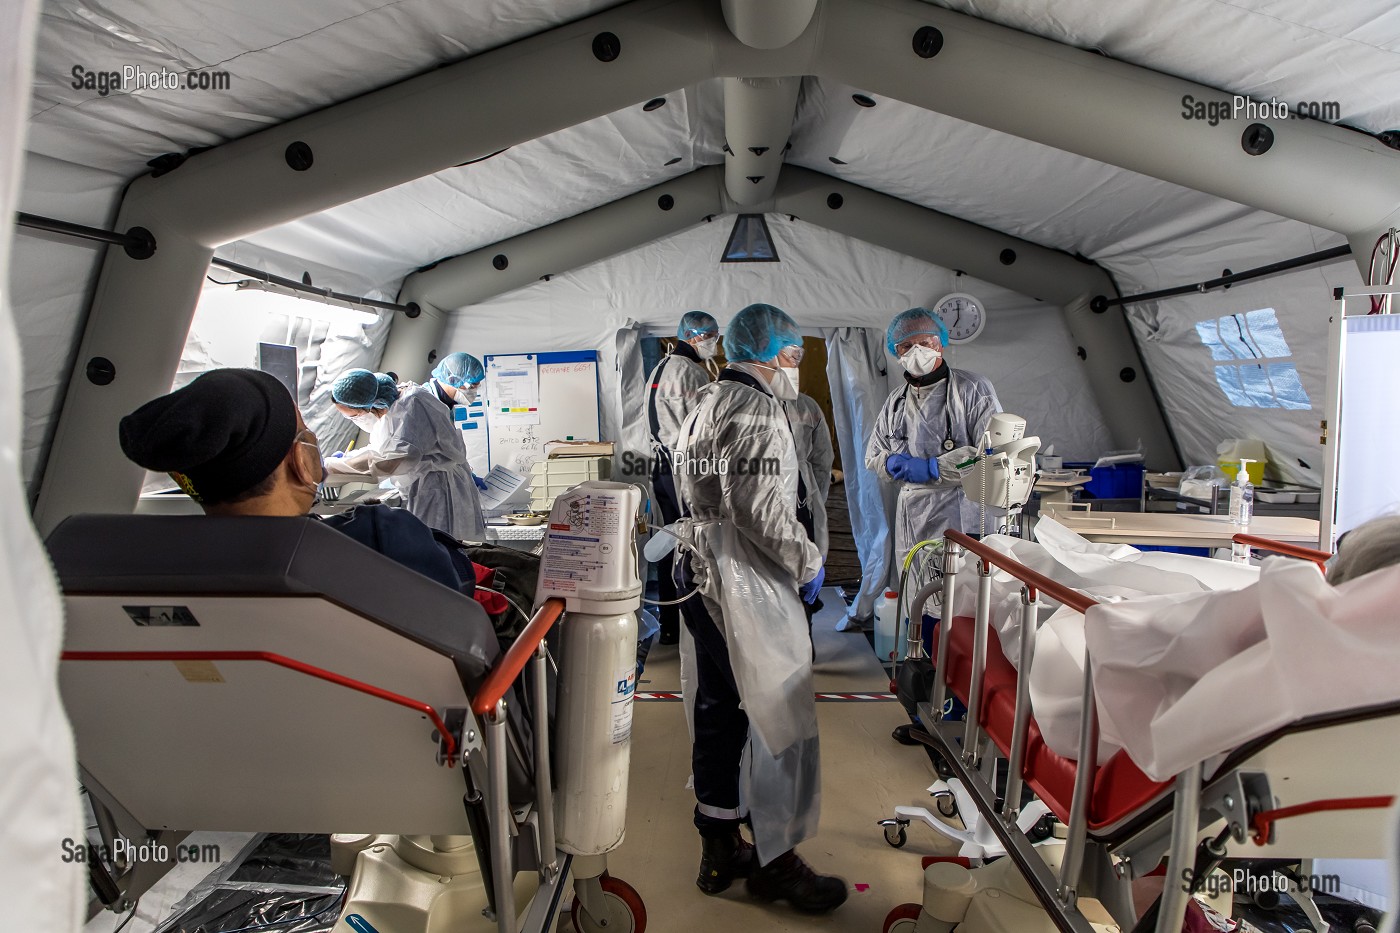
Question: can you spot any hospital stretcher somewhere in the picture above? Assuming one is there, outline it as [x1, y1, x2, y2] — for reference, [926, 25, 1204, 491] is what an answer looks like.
[882, 529, 1399, 933]
[49, 513, 645, 933]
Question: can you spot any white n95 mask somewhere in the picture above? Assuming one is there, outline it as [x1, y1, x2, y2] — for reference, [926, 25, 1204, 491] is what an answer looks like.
[460, 383, 481, 402]
[771, 366, 799, 401]
[694, 336, 719, 360]
[349, 412, 378, 432]
[899, 345, 942, 376]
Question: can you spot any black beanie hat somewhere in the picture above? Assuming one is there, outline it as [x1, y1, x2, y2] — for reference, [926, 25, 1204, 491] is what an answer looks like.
[119, 369, 299, 503]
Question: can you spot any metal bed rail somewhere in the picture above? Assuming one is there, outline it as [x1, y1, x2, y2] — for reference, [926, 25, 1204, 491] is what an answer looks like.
[1231, 533, 1331, 571]
[923, 530, 1197, 933]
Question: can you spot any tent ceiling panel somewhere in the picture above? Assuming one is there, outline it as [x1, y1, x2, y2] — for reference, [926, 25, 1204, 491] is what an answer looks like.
[926, 0, 1400, 135]
[789, 77, 1254, 273]
[225, 82, 724, 298]
[27, 0, 621, 180]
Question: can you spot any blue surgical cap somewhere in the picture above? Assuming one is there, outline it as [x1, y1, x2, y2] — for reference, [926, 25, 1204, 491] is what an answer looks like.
[332, 368, 389, 410]
[431, 351, 485, 388]
[678, 310, 719, 341]
[886, 307, 949, 355]
[374, 372, 401, 407]
[724, 303, 801, 363]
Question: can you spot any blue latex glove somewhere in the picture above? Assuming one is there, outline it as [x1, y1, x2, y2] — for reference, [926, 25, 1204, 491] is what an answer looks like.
[799, 566, 826, 605]
[329, 451, 345, 459]
[901, 456, 937, 484]
[473, 474, 489, 491]
[885, 452, 914, 479]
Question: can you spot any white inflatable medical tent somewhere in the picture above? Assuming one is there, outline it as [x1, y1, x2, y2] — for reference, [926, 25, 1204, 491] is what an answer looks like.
[14, 0, 1400, 535]
[6, 0, 1400, 926]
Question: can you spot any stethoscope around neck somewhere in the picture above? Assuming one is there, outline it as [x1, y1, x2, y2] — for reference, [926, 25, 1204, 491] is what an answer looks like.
[891, 378, 958, 452]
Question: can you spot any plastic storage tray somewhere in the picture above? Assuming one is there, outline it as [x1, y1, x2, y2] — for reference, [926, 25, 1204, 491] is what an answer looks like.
[528, 456, 611, 511]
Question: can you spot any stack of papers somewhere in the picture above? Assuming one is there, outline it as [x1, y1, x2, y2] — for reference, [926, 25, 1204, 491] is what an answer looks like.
[544, 440, 614, 457]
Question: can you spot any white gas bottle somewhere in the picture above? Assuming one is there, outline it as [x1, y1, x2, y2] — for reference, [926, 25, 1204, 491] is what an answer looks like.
[536, 481, 643, 856]
[874, 590, 901, 664]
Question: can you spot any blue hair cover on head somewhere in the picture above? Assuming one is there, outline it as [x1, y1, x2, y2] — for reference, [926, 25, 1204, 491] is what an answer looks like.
[886, 307, 949, 355]
[677, 310, 719, 340]
[332, 368, 388, 409]
[374, 373, 400, 407]
[431, 351, 485, 387]
[724, 303, 801, 362]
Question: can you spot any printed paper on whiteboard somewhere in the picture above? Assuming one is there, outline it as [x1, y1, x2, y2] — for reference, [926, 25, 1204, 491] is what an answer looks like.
[478, 466, 529, 511]
[487, 355, 540, 425]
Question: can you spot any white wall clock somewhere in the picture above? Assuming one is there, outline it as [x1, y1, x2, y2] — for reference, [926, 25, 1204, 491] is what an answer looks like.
[932, 292, 986, 344]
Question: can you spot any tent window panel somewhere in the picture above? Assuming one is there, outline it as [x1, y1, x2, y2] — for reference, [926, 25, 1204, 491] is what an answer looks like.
[1237, 363, 1280, 408]
[1199, 307, 1308, 409]
[1213, 366, 1254, 407]
[1267, 362, 1312, 410]
[1217, 315, 1260, 359]
[1195, 319, 1237, 361]
[1243, 308, 1291, 357]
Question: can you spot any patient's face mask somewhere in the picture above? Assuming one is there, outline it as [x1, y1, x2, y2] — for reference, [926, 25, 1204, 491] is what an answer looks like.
[693, 335, 720, 360]
[349, 411, 379, 432]
[899, 344, 942, 376]
[294, 429, 327, 497]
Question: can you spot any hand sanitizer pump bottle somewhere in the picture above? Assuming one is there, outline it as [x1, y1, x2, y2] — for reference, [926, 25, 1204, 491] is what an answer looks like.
[1229, 458, 1255, 527]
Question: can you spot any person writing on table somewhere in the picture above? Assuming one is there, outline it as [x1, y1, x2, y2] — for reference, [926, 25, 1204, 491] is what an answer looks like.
[865, 307, 1001, 565]
[326, 368, 487, 542]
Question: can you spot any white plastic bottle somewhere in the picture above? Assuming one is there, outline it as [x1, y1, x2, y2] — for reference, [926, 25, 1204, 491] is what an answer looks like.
[873, 590, 900, 665]
[1229, 458, 1254, 527]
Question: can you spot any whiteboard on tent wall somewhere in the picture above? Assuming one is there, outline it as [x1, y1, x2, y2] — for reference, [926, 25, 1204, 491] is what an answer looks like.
[483, 350, 601, 474]
[1321, 290, 1400, 550]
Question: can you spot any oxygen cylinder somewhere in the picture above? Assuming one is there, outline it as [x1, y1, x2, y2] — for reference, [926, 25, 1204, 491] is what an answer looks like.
[535, 482, 644, 856]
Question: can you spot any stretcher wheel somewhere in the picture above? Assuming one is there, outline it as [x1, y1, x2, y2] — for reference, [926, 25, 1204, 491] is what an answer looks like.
[570, 875, 646, 933]
[936, 795, 958, 818]
[884, 823, 908, 848]
[883, 902, 922, 933]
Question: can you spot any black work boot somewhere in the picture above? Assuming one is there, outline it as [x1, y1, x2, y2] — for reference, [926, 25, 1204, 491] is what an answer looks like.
[746, 849, 848, 913]
[696, 831, 757, 894]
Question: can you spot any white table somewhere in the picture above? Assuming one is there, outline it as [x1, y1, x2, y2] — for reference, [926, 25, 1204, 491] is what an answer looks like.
[1033, 476, 1091, 504]
[1040, 506, 1322, 549]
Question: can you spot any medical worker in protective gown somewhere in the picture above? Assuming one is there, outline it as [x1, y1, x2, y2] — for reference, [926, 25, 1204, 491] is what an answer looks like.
[647, 311, 719, 645]
[325, 368, 487, 542]
[785, 391, 834, 561]
[427, 351, 486, 411]
[670, 303, 847, 913]
[865, 307, 1001, 564]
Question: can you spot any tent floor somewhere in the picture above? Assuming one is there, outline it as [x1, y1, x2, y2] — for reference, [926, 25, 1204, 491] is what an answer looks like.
[83, 592, 958, 933]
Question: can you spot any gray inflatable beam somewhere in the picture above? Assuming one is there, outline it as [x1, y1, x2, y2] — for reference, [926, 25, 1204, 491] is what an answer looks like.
[819, 0, 1400, 237]
[380, 168, 727, 381]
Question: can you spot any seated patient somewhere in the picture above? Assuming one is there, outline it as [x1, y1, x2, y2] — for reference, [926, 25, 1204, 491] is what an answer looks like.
[119, 368, 467, 593]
